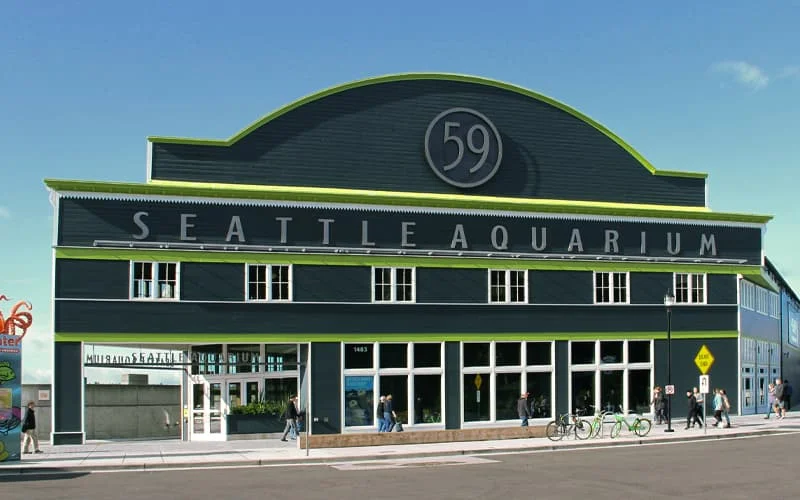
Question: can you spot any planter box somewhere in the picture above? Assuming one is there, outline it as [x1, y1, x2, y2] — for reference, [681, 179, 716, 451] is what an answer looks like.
[227, 414, 285, 435]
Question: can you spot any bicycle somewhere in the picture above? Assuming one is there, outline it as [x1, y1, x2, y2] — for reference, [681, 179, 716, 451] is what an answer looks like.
[546, 411, 592, 441]
[609, 410, 652, 438]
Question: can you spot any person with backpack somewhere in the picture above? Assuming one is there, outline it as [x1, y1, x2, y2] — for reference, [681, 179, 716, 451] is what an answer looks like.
[280, 395, 299, 442]
[21, 401, 42, 454]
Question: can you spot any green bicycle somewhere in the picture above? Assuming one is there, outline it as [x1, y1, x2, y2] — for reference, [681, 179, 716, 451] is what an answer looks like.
[588, 410, 615, 438]
[609, 411, 652, 438]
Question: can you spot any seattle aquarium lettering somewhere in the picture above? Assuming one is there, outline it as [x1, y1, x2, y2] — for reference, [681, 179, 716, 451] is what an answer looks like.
[130, 211, 720, 257]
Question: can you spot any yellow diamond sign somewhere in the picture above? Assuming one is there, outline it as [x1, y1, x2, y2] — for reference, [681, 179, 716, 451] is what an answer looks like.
[694, 345, 715, 375]
[474, 374, 483, 390]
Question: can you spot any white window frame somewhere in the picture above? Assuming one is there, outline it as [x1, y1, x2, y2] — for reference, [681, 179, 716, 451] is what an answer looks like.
[245, 264, 293, 302]
[593, 272, 630, 305]
[568, 339, 654, 416]
[130, 261, 180, 300]
[371, 267, 416, 303]
[460, 341, 555, 426]
[487, 269, 528, 304]
[673, 273, 707, 305]
[341, 342, 445, 431]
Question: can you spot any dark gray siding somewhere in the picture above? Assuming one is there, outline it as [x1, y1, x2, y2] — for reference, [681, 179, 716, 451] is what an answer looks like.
[444, 342, 461, 429]
[293, 265, 370, 302]
[555, 341, 569, 416]
[653, 338, 738, 416]
[55, 259, 129, 299]
[531, 271, 592, 304]
[311, 342, 341, 434]
[55, 301, 738, 334]
[708, 274, 737, 305]
[53, 342, 83, 436]
[150, 79, 705, 206]
[417, 268, 486, 303]
[630, 273, 669, 305]
[181, 262, 244, 301]
[740, 307, 780, 342]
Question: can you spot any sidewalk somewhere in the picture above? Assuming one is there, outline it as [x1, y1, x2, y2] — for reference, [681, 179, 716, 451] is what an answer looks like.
[2, 413, 797, 474]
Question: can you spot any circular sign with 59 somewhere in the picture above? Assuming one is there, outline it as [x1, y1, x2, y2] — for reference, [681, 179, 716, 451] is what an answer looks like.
[424, 107, 503, 188]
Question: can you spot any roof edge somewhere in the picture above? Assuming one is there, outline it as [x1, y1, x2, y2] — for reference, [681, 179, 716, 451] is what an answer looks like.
[145, 72, 708, 180]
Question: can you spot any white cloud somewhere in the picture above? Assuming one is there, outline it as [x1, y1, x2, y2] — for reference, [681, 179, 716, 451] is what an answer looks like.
[711, 61, 770, 90]
[24, 368, 53, 384]
[0, 206, 9, 219]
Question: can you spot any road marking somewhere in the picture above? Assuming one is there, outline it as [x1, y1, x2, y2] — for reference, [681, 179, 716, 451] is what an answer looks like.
[329, 455, 498, 471]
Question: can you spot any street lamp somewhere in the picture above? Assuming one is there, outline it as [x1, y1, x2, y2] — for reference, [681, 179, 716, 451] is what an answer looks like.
[664, 290, 675, 433]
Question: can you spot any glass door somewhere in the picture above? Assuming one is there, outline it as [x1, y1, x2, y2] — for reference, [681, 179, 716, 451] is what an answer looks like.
[190, 377, 226, 441]
[741, 366, 755, 415]
[756, 368, 769, 414]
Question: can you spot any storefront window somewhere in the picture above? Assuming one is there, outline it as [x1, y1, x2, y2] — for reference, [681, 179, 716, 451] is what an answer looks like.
[628, 341, 650, 363]
[628, 369, 651, 414]
[463, 373, 490, 422]
[600, 341, 624, 364]
[344, 343, 373, 370]
[414, 375, 441, 423]
[379, 375, 408, 424]
[495, 372, 521, 420]
[600, 370, 623, 413]
[264, 377, 297, 408]
[571, 342, 595, 365]
[463, 342, 490, 367]
[227, 344, 260, 374]
[572, 371, 595, 415]
[380, 343, 408, 369]
[266, 344, 298, 372]
[414, 343, 441, 368]
[496, 342, 521, 367]
[344, 376, 374, 427]
[526, 342, 551, 366]
[191, 345, 223, 375]
[526, 372, 552, 418]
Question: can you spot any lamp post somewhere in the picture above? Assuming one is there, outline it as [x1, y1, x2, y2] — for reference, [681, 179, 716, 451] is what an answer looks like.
[664, 290, 675, 433]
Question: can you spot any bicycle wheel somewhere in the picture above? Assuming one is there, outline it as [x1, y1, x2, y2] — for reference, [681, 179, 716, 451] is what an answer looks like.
[589, 420, 601, 438]
[633, 418, 652, 437]
[573, 419, 592, 440]
[546, 421, 564, 441]
[609, 421, 623, 438]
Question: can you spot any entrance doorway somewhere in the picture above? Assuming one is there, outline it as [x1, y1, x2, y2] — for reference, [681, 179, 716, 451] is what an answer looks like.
[741, 365, 755, 414]
[190, 377, 225, 441]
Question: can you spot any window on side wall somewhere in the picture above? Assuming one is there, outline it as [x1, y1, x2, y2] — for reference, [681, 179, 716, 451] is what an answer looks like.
[593, 272, 629, 304]
[246, 264, 292, 301]
[372, 267, 415, 303]
[674, 273, 707, 304]
[488, 269, 527, 304]
[131, 261, 179, 300]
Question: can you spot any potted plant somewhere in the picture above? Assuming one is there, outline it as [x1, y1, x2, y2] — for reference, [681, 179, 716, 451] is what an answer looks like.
[227, 394, 291, 434]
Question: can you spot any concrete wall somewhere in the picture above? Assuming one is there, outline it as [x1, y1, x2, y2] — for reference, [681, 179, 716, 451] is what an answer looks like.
[23, 384, 180, 441]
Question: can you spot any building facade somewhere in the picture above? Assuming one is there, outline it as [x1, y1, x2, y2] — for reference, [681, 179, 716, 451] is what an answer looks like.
[46, 73, 793, 444]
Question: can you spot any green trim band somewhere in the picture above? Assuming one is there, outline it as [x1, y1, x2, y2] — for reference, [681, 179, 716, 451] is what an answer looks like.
[55, 247, 762, 275]
[145, 72, 707, 180]
[56, 330, 738, 343]
[43, 178, 772, 223]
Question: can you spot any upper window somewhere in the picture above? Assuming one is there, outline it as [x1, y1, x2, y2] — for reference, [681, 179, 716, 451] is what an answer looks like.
[131, 262, 179, 300]
[594, 272, 629, 304]
[489, 270, 527, 304]
[674, 273, 707, 304]
[246, 264, 292, 301]
[372, 267, 415, 303]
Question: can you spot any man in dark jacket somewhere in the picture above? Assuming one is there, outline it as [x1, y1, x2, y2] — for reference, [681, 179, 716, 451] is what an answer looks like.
[684, 391, 698, 429]
[518, 393, 531, 427]
[22, 401, 42, 454]
[280, 396, 299, 442]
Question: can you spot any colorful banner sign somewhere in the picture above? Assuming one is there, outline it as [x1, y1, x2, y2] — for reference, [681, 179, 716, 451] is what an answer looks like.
[0, 334, 22, 462]
[0, 296, 31, 463]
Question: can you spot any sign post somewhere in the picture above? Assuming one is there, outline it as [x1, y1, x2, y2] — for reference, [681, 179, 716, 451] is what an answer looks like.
[694, 346, 715, 435]
[699, 375, 710, 435]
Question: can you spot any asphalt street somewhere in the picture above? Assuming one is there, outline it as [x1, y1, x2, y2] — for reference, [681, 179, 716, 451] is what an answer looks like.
[2, 432, 796, 500]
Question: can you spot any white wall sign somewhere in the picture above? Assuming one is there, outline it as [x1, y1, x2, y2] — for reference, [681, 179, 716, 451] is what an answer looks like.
[38, 390, 50, 401]
[699, 375, 710, 394]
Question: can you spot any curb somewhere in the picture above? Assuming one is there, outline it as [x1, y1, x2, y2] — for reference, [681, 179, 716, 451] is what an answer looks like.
[0, 428, 789, 475]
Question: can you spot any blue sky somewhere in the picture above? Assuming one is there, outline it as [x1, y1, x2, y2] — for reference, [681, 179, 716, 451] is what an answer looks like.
[1, 1, 798, 384]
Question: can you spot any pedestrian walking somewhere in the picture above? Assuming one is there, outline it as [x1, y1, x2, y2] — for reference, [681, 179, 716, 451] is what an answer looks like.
[280, 395, 299, 442]
[685, 390, 698, 429]
[774, 378, 786, 420]
[518, 392, 531, 427]
[21, 401, 42, 454]
[764, 383, 776, 419]
[652, 387, 666, 424]
[693, 387, 705, 427]
[784, 380, 793, 411]
[384, 394, 397, 431]
[376, 396, 386, 432]
[720, 389, 731, 428]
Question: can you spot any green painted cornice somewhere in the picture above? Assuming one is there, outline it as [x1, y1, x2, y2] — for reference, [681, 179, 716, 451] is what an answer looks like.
[145, 72, 707, 180]
[43, 178, 773, 224]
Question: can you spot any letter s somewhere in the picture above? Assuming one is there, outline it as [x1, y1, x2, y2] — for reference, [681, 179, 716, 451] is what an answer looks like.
[132, 211, 150, 240]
